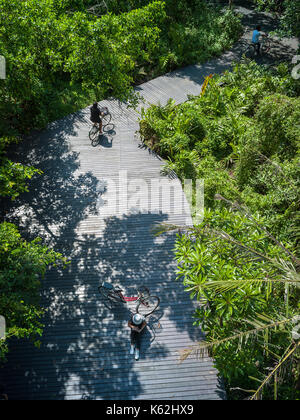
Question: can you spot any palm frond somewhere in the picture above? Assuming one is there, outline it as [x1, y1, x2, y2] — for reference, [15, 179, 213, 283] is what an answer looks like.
[250, 342, 299, 400]
[197, 225, 300, 282]
[150, 222, 191, 237]
[214, 194, 300, 268]
[198, 276, 299, 293]
[179, 315, 298, 362]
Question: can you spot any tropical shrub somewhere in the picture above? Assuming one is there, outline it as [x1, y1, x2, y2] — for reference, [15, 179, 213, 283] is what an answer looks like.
[139, 61, 300, 243]
[140, 61, 300, 398]
[254, 94, 300, 158]
[174, 204, 300, 400]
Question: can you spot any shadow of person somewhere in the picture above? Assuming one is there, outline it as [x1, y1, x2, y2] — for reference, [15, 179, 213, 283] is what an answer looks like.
[99, 133, 113, 148]
[138, 325, 168, 361]
[138, 327, 152, 360]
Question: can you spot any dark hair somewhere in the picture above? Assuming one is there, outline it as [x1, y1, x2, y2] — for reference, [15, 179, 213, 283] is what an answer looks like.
[93, 102, 98, 108]
[256, 25, 261, 31]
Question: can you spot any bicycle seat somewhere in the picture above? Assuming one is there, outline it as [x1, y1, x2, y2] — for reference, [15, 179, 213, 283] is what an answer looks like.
[102, 281, 114, 290]
[100, 107, 108, 114]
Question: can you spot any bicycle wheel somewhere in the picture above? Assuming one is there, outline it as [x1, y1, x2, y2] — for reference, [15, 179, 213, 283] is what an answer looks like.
[243, 44, 255, 59]
[261, 38, 271, 54]
[102, 112, 111, 126]
[98, 286, 114, 310]
[89, 125, 99, 145]
[136, 295, 160, 316]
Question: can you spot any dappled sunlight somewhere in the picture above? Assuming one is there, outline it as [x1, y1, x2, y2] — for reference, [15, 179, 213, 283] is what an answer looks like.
[1, 112, 203, 399]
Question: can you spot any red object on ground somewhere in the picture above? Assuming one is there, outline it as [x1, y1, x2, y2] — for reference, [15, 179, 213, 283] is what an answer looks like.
[124, 297, 138, 302]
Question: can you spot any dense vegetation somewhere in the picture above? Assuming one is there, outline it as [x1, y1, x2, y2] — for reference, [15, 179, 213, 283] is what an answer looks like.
[0, 0, 242, 137]
[139, 61, 300, 399]
[254, 0, 300, 36]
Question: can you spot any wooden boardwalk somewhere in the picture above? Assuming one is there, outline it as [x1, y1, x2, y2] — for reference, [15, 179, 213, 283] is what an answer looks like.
[1, 74, 225, 401]
[2, 4, 298, 399]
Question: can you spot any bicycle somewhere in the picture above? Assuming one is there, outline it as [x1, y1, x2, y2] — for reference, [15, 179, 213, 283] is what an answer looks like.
[98, 282, 160, 316]
[242, 34, 271, 59]
[89, 106, 112, 146]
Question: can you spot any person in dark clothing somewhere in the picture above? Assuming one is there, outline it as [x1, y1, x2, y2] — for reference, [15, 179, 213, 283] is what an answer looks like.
[128, 313, 146, 360]
[90, 102, 103, 134]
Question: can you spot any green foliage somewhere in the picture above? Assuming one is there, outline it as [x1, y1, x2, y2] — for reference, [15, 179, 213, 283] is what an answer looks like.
[0, 0, 242, 137]
[0, 222, 67, 361]
[255, 94, 300, 158]
[174, 208, 300, 399]
[254, 0, 300, 36]
[53, 0, 154, 14]
[140, 61, 300, 399]
[0, 138, 42, 200]
[139, 61, 300, 244]
[175, 208, 288, 331]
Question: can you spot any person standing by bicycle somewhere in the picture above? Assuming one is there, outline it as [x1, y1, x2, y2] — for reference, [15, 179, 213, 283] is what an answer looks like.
[252, 25, 264, 55]
[90, 102, 103, 135]
[128, 313, 146, 361]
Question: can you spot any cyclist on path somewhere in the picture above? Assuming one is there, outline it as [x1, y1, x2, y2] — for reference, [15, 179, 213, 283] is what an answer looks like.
[90, 102, 103, 134]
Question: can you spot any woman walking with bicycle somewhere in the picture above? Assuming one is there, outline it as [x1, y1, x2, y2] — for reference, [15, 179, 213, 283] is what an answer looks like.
[89, 104, 112, 145]
[252, 25, 269, 56]
[252, 25, 262, 55]
[243, 25, 270, 59]
[128, 313, 147, 361]
[98, 282, 159, 359]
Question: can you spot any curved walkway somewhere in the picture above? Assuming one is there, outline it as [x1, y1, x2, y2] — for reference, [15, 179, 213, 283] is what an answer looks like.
[1, 3, 298, 400]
